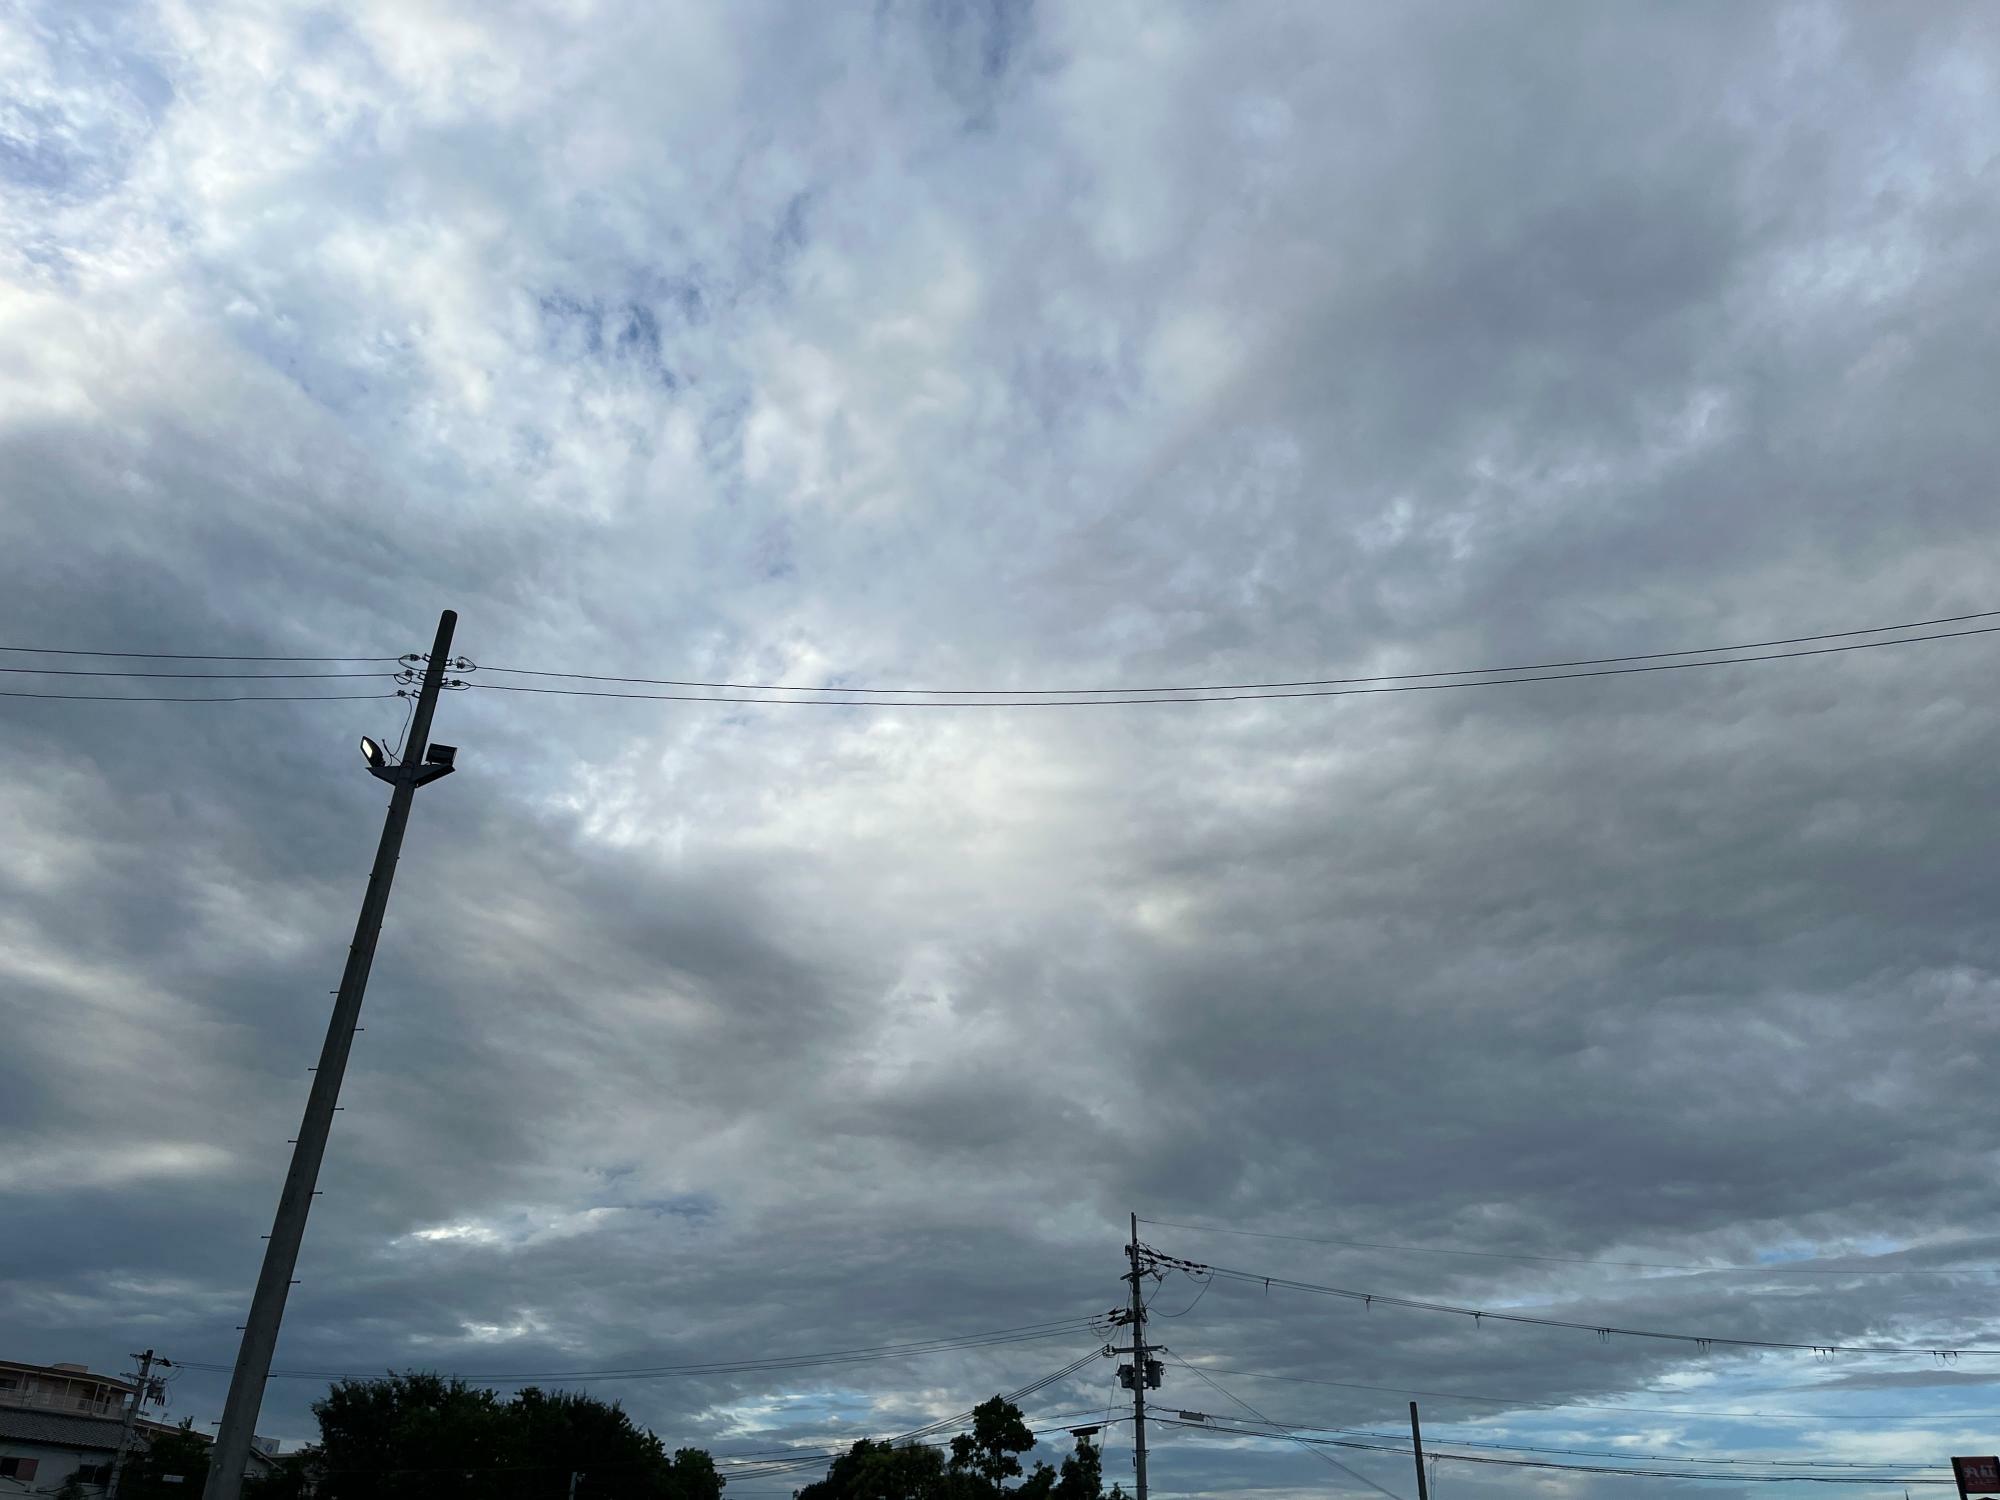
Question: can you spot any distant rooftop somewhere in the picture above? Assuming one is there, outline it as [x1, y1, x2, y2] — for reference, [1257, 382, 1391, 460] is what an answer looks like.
[0, 1358, 136, 1420]
[0, 1357, 279, 1471]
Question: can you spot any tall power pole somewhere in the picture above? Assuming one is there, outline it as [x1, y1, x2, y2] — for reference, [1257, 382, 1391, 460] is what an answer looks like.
[1409, 1401, 1431, 1500]
[1126, 1212, 1150, 1500]
[202, 611, 463, 1500]
[106, 1348, 157, 1499]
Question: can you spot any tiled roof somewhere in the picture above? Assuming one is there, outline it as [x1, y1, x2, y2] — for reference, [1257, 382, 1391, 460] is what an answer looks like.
[0, 1409, 276, 1472]
[0, 1408, 124, 1449]
[1, 1412, 204, 1447]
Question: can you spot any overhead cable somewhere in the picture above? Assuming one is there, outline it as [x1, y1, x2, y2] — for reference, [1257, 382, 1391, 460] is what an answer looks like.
[720, 1409, 1130, 1480]
[1136, 1214, 1969, 1276]
[461, 624, 2000, 708]
[1153, 1419, 1954, 1486]
[0, 645, 401, 662]
[170, 1313, 1116, 1384]
[1170, 1408, 1941, 1470]
[0, 689, 402, 702]
[719, 1349, 1109, 1480]
[1146, 1249, 2000, 1357]
[0, 666, 397, 680]
[1162, 1350, 1407, 1500]
[466, 607, 2000, 697]
[1190, 1365, 2000, 1422]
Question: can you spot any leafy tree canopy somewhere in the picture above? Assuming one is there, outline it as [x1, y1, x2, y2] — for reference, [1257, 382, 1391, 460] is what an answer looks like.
[290, 1372, 722, 1500]
[114, 1419, 214, 1500]
[795, 1399, 1110, 1500]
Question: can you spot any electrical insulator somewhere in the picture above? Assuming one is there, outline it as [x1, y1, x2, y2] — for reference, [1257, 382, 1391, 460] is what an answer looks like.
[1145, 1359, 1164, 1389]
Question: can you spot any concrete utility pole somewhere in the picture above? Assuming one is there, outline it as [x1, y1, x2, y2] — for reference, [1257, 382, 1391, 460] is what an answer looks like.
[1409, 1401, 1430, 1500]
[202, 611, 462, 1500]
[1127, 1212, 1150, 1500]
[106, 1348, 156, 1499]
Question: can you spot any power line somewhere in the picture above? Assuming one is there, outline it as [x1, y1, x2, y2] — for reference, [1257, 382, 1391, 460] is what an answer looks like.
[9, 606, 1991, 699]
[187, 1317, 1112, 1382]
[1162, 1351, 1407, 1500]
[1135, 1215, 1969, 1276]
[174, 1326, 1107, 1388]
[170, 1313, 1118, 1384]
[471, 607, 2000, 695]
[0, 645, 400, 662]
[0, 689, 401, 702]
[1097, 1362, 1126, 1476]
[1153, 1420, 1955, 1486]
[719, 1409, 1132, 1482]
[386, 690, 420, 759]
[1146, 1249, 2000, 1357]
[1152, 1273, 1214, 1318]
[0, 666, 398, 679]
[460, 624, 2000, 708]
[1404, 1448, 1951, 1487]
[1423, 1438, 1935, 1474]
[309, 1420, 1130, 1485]
[719, 1349, 1110, 1481]
[1169, 1409, 1945, 1471]
[1190, 1365, 2000, 1422]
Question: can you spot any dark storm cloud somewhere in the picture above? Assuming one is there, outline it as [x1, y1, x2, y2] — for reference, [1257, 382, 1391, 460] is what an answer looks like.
[5, 3, 2000, 1496]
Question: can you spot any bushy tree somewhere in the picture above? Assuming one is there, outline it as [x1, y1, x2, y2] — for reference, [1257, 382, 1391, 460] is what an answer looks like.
[1012, 1430, 1104, 1500]
[794, 1436, 950, 1500]
[947, 1397, 1035, 1489]
[305, 1372, 722, 1500]
[796, 1400, 1107, 1500]
[117, 1419, 213, 1499]
[661, 1447, 727, 1500]
[310, 1373, 502, 1500]
[1053, 1435, 1103, 1499]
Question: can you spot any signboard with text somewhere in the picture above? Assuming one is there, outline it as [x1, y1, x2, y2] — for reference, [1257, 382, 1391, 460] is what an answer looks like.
[1954, 1457, 2000, 1496]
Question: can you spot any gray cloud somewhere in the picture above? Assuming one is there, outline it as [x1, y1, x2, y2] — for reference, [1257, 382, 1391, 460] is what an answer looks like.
[5, 2, 2000, 1496]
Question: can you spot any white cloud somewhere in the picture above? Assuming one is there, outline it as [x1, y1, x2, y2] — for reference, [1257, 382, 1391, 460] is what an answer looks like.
[0, 1142, 234, 1193]
[6, 3, 2000, 1494]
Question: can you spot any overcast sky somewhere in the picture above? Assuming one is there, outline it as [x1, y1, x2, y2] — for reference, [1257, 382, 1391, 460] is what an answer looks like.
[5, 2, 2000, 1496]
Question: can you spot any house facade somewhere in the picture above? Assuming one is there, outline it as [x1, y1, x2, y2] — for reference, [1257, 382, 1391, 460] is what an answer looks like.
[0, 1359, 275, 1496]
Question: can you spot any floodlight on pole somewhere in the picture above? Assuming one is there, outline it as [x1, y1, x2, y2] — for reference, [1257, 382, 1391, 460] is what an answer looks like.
[202, 610, 461, 1500]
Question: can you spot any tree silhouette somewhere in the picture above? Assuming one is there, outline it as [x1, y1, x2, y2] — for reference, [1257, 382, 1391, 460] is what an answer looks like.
[796, 1400, 1110, 1500]
[298, 1372, 721, 1499]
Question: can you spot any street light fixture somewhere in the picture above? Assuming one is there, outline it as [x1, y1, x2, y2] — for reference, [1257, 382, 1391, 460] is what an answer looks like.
[204, 612, 461, 1500]
[359, 736, 401, 785]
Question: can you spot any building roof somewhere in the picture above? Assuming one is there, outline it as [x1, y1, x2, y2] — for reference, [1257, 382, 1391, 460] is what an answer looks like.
[0, 1408, 125, 1451]
[0, 1409, 276, 1473]
[0, 1359, 136, 1394]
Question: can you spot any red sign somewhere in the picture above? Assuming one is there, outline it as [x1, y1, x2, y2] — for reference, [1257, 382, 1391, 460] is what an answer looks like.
[1954, 1456, 2000, 1495]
